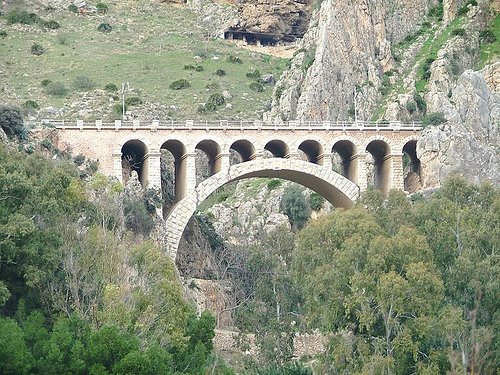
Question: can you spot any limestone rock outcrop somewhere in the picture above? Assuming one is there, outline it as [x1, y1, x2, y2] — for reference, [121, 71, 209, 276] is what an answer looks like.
[417, 65, 500, 188]
[266, 0, 438, 122]
[231, 0, 311, 41]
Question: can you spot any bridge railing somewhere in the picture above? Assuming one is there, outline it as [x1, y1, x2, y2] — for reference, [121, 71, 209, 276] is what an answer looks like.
[43, 119, 422, 131]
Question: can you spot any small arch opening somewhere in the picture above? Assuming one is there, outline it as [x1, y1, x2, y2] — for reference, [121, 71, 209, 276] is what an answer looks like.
[121, 140, 148, 187]
[366, 140, 391, 194]
[264, 140, 289, 158]
[195, 140, 222, 184]
[402, 140, 422, 193]
[298, 140, 323, 165]
[230, 140, 256, 165]
[332, 140, 358, 182]
[161, 140, 187, 214]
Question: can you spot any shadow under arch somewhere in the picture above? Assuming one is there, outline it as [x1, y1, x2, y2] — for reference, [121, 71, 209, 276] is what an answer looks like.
[165, 158, 360, 260]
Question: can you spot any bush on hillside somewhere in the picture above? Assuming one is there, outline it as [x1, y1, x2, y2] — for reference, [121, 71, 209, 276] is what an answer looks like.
[68, 4, 78, 13]
[246, 70, 261, 79]
[207, 93, 225, 107]
[44, 20, 60, 29]
[97, 23, 112, 33]
[23, 100, 39, 110]
[104, 83, 118, 92]
[479, 29, 496, 44]
[451, 28, 465, 37]
[205, 82, 220, 90]
[413, 91, 427, 112]
[169, 79, 190, 90]
[249, 81, 264, 92]
[0, 30, 7, 38]
[41, 79, 52, 87]
[6, 9, 38, 25]
[215, 68, 226, 76]
[0, 106, 26, 139]
[45, 82, 68, 97]
[309, 192, 325, 211]
[30, 43, 44, 56]
[73, 75, 95, 91]
[422, 112, 446, 126]
[125, 97, 142, 106]
[96, 2, 109, 14]
[227, 55, 242, 64]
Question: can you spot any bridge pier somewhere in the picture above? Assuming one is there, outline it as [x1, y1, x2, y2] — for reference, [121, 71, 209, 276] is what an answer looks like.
[355, 153, 368, 192]
[320, 153, 333, 170]
[113, 152, 122, 183]
[147, 152, 162, 190]
[185, 153, 197, 192]
[390, 153, 405, 191]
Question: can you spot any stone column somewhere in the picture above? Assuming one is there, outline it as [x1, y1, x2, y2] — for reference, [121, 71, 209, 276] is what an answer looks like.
[320, 153, 333, 169]
[113, 152, 123, 184]
[390, 153, 405, 191]
[146, 152, 162, 190]
[217, 153, 231, 172]
[355, 153, 368, 192]
[184, 153, 197, 192]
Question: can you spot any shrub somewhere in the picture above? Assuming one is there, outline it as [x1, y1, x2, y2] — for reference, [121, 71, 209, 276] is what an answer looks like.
[406, 101, 417, 114]
[104, 83, 118, 92]
[422, 112, 446, 126]
[215, 68, 226, 76]
[184, 64, 196, 70]
[30, 43, 44, 55]
[73, 154, 86, 166]
[267, 179, 282, 190]
[23, 100, 39, 110]
[422, 57, 435, 80]
[125, 97, 142, 106]
[169, 79, 190, 90]
[123, 196, 154, 236]
[0, 106, 26, 139]
[96, 2, 109, 14]
[281, 185, 310, 230]
[249, 81, 264, 92]
[204, 102, 217, 112]
[195, 65, 204, 72]
[6, 9, 38, 25]
[479, 29, 496, 44]
[458, 0, 477, 15]
[73, 75, 95, 91]
[413, 91, 427, 112]
[40, 138, 52, 150]
[44, 20, 60, 29]
[41, 79, 52, 87]
[68, 4, 78, 13]
[97, 23, 112, 33]
[309, 192, 325, 211]
[451, 28, 465, 37]
[227, 55, 242, 64]
[246, 70, 261, 79]
[45, 82, 68, 97]
[427, 3, 443, 19]
[197, 105, 207, 114]
[207, 93, 225, 107]
[114, 103, 127, 114]
[0, 31, 7, 38]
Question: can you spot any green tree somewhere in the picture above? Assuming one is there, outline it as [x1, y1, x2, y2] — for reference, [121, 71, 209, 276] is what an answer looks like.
[281, 185, 310, 230]
[0, 317, 32, 374]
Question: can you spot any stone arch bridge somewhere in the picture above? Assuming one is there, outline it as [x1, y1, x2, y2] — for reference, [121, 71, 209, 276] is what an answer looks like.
[53, 119, 422, 259]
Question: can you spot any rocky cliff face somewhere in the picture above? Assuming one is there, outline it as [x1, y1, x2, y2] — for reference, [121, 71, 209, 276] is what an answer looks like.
[266, 0, 438, 121]
[418, 64, 500, 187]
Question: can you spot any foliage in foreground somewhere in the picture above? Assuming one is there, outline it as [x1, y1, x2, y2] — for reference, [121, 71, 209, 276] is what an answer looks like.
[0, 145, 218, 374]
[294, 179, 499, 374]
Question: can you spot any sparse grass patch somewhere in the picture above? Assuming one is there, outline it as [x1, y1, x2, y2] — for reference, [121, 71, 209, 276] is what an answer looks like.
[45, 82, 68, 97]
[477, 15, 499, 68]
[73, 75, 95, 91]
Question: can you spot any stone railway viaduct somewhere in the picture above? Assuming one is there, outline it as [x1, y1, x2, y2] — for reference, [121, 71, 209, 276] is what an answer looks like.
[53, 119, 422, 258]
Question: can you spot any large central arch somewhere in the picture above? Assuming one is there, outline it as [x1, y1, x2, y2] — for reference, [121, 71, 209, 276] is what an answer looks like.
[164, 158, 360, 259]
